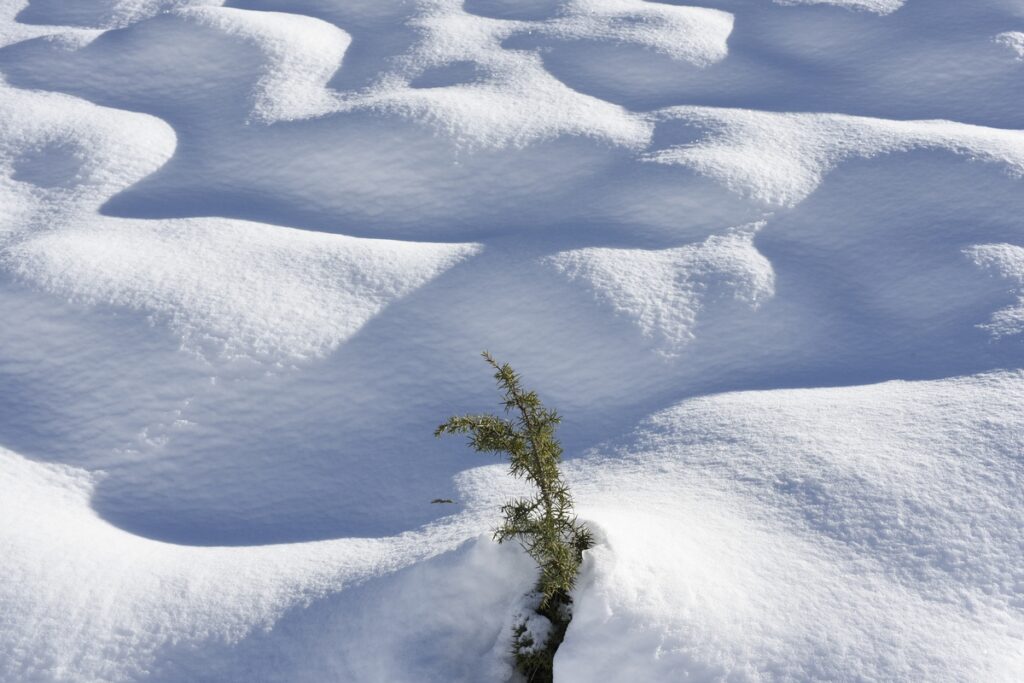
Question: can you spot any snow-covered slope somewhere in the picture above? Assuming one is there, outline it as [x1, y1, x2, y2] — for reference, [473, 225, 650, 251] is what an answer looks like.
[1, 0, 1022, 680]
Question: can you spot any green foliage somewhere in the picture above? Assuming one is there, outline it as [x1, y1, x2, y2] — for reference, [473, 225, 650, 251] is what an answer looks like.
[436, 352, 592, 682]
[435, 351, 592, 608]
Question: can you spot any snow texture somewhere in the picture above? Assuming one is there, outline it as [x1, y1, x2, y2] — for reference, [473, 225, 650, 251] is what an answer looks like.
[546, 225, 774, 356]
[775, 0, 905, 16]
[1, 0, 1023, 680]
[996, 31, 1024, 60]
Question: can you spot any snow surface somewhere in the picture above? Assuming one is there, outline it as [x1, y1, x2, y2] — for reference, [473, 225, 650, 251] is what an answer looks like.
[775, 0, 904, 16]
[997, 30, 1024, 60]
[1, 0, 1023, 680]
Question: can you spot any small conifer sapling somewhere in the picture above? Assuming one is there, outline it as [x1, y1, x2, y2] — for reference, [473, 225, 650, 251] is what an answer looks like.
[436, 352, 592, 681]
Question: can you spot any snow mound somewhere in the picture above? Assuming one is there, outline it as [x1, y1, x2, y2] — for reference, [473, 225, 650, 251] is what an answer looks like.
[174, 6, 351, 122]
[0, 3, 102, 48]
[336, 0, 731, 148]
[0, 81, 476, 359]
[366, 1, 661, 149]
[561, 372, 1024, 681]
[546, 226, 773, 356]
[5, 371, 1024, 681]
[544, 0, 734, 65]
[0, 83, 175, 213]
[0, 444, 533, 682]
[7, 218, 479, 358]
[647, 106, 1024, 206]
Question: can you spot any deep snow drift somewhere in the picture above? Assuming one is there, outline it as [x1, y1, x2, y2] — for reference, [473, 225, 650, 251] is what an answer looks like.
[1, 0, 1023, 681]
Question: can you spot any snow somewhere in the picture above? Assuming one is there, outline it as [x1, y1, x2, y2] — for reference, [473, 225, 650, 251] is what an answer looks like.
[967, 243, 1024, 339]
[560, 372, 1024, 680]
[7, 218, 479, 357]
[174, 6, 351, 123]
[646, 107, 1024, 206]
[1, 0, 1023, 680]
[0, 445, 533, 682]
[775, 0, 905, 15]
[546, 225, 774, 356]
[996, 31, 1024, 60]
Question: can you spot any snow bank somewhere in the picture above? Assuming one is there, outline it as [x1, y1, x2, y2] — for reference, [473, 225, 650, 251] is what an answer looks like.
[647, 106, 1024, 206]
[0, 445, 531, 682]
[8, 218, 479, 357]
[6, 371, 1023, 681]
[561, 372, 1024, 681]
